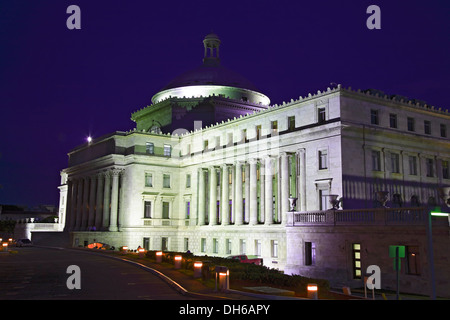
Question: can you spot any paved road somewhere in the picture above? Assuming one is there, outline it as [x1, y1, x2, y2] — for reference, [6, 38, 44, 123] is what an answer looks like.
[0, 246, 197, 300]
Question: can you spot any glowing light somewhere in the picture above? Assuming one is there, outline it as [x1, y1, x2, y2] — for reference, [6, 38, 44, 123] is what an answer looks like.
[156, 251, 163, 256]
[2, 243, 8, 247]
[431, 211, 449, 217]
[87, 136, 92, 143]
[138, 248, 145, 253]
[174, 255, 182, 261]
[194, 262, 203, 268]
[307, 284, 318, 292]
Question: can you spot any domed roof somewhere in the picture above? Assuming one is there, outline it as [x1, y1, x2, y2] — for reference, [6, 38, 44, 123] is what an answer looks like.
[161, 63, 260, 92]
[152, 33, 270, 105]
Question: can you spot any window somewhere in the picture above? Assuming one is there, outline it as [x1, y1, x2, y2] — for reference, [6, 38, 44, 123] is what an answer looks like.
[442, 160, 449, 179]
[406, 246, 420, 275]
[426, 158, 434, 177]
[161, 237, 168, 251]
[226, 239, 232, 255]
[163, 144, 171, 157]
[424, 120, 431, 135]
[319, 150, 328, 170]
[390, 153, 400, 173]
[145, 173, 153, 187]
[213, 238, 219, 254]
[256, 125, 262, 140]
[370, 109, 379, 125]
[144, 201, 152, 218]
[143, 237, 150, 250]
[255, 240, 262, 257]
[440, 124, 447, 138]
[372, 150, 381, 171]
[389, 114, 397, 128]
[288, 116, 295, 131]
[201, 238, 206, 252]
[186, 174, 191, 188]
[408, 156, 417, 175]
[240, 239, 246, 255]
[146, 142, 154, 154]
[305, 242, 316, 265]
[185, 201, 190, 219]
[407, 117, 415, 132]
[271, 240, 279, 258]
[162, 202, 169, 219]
[318, 107, 326, 123]
[271, 121, 278, 134]
[242, 129, 247, 142]
[319, 189, 329, 210]
[184, 238, 189, 252]
[163, 174, 171, 188]
[352, 243, 362, 279]
[204, 139, 209, 150]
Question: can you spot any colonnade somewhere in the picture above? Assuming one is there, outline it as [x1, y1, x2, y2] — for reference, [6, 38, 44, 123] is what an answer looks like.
[195, 150, 307, 226]
[65, 168, 123, 232]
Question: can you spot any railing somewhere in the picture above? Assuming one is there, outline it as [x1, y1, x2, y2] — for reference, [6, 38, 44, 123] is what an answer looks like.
[290, 207, 448, 226]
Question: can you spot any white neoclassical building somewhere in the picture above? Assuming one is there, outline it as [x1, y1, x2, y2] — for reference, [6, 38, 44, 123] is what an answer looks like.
[56, 34, 450, 296]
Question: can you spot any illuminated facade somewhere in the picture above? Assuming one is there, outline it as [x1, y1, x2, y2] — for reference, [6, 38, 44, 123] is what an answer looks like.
[57, 34, 450, 296]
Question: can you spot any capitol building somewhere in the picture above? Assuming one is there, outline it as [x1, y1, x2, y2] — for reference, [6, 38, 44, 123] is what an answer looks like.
[56, 33, 450, 296]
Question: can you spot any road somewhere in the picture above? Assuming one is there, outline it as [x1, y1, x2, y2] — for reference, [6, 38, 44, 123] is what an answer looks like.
[0, 246, 198, 300]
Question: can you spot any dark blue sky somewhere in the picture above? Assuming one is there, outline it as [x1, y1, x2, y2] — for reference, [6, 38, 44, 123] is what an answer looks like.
[0, 0, 449, 208]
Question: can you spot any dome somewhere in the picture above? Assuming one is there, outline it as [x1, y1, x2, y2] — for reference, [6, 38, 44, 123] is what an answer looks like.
[151, 34, 270, 105]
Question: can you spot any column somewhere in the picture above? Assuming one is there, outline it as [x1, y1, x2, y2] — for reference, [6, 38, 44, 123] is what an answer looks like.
[298, 149, 307, 211]
[244, 163, 250, 223]
[249, 159, 258, 225]
[260, 161, 265, 224]
[95, 172, 104, 230]
[102, 172, 111, 230]
[209, 166, 218, 225]
[280, 152, 289, 224]
[64, 179, 74, 231]
[235, 161, 244, 225]
[198, 168, 206, 226]
[109, 169, 120, 232]
[75, 177, 83, 230]
[221, 164, 230, 225]
[265, 156, 274, 225]
[81, 177, 90, 230]
[88, 175, 97, 230]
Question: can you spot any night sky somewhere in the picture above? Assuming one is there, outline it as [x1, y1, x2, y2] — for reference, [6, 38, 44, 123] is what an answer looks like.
[0, 0, 449, 209]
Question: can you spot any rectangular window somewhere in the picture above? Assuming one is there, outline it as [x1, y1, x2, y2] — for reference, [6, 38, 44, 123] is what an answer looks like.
[256, 125, 262, 140]
[389, 113, 397, 128]
[372, 150, 381, 171]
[271, 121, 278, 134]
[143, 237, 150, 250]
[161, 237, 168, 251]
[409, 156, 417, 175]
[406, 246, 420, 275]
[204, 139, 209, 150]
[144, 201, 152, 218]
[352, 243, 362, 279]
[318, 107, 326, 123]
[240, 239, 246, 255]
[226, 239, 232, 255]
[186, 174, 191, 188]
[305, 242, 316, 265]
[271, 240, 278, 258]
[288, 116, 295, 131]
[184, 238, 189, 252]
[162, 202, 169, 219]
[424, 120, 431, 135]
[442, 160, 449, 179]
[255, 240, 262, 257]
[146, 142, 154, 154]
[213, 238, 218, 254]
[370, 109, 379, 125]
[163, 144, 171, 157]
[440, 124, 447, 138]
[201, 238, 206, 253]
[227, 132, 233, 146]
[391, 153, 400, 173]
[242, 129, 247, 142]
[407, 117, 415, 132]
[145, 173, 153, 187]
[426, 158, 434, 177]
[319, 150, 328, 170]
[185, 201, 190, 219]
[319, 189, 329, 211]
[163, 174, 171, 188]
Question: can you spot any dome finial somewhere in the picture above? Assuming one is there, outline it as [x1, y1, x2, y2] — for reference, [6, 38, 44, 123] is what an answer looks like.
[203, 32, 221, 65]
